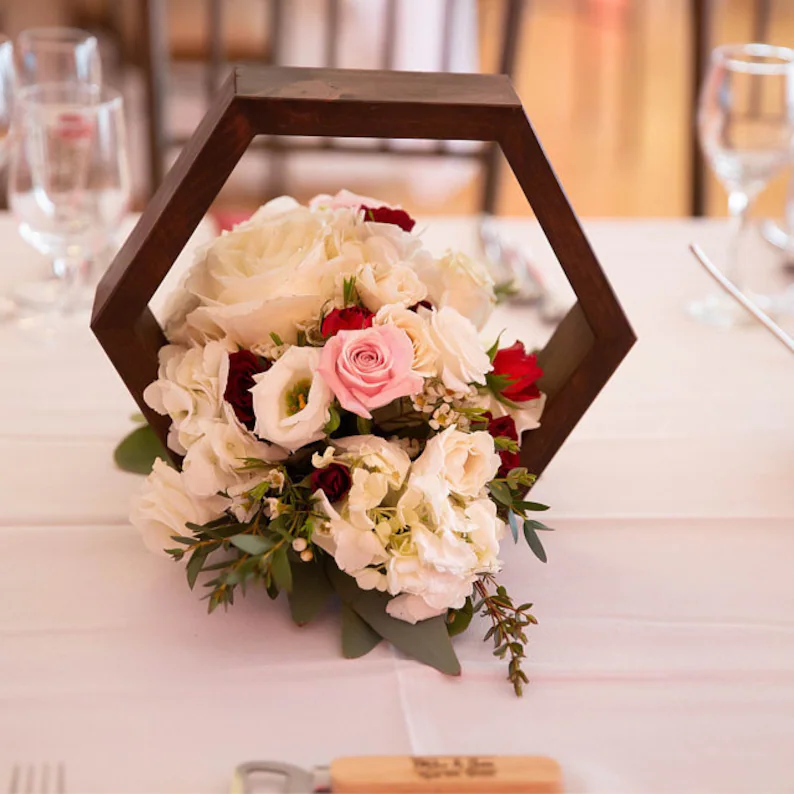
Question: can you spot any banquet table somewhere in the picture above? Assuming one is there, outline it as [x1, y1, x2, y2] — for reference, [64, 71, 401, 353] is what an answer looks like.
[0, 212, 793, 794]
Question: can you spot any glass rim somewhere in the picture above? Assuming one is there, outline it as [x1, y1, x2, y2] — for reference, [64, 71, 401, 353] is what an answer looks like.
[15, 82, 123, 110]
[713, 43, 794, 74]
[16, 26, 98, 46]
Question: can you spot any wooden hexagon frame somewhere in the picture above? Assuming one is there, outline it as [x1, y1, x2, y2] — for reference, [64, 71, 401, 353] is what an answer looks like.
[92, 66, 635, 478]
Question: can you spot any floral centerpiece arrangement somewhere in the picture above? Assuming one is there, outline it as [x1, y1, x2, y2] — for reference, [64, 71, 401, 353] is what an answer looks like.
[130, 190, 551, 694]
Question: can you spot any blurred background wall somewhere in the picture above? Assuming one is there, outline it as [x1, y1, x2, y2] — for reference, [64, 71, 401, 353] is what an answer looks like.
[2, 0, 793, 219]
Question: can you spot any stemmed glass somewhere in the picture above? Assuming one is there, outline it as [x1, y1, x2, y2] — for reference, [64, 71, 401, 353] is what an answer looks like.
[692, 43, 794, 327]
[7, 83, 131, 330]
[9, 28, 103, 312]
[15, 27, 101, 87]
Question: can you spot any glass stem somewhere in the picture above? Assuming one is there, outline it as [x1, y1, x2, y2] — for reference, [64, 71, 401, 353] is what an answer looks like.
[726, 190, 751, 291]
[52, 253, 89, 313]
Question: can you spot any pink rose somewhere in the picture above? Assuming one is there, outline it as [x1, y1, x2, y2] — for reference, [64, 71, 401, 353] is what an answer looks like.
[318, 325, 424, 419]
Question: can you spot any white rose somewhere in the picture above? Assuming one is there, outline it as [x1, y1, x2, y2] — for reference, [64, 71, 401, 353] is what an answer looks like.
[187, 199, 326, 303]
[413, 250, 496, 330]
[130, 459, 226, 556]
[356, 262, 427, 312]
[332, 435, 411, 489]
[412, 426, 500, 500]
[373, 305, 439, 378]
[478, 391, 547, 435]
[143, 341, 231, 454]
[176, 198, 362, 347]
[251, 346, 332, 451]
[181, 405, 286, 498]
[424, 306, 491, 393]
[184, 294, 327, 351]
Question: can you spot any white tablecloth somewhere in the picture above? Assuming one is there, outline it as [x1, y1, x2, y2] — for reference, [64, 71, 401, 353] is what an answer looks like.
[0, 214, 793, 794]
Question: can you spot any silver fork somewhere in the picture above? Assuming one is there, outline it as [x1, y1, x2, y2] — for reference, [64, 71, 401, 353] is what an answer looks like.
[7, 764, 65, 794]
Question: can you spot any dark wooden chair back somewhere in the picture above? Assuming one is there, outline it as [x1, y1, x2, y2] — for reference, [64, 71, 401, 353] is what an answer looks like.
[141, 0, 526, 214]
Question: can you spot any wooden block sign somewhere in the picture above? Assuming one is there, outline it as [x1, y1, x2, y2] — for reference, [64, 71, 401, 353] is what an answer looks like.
[91, 65, 635, 478]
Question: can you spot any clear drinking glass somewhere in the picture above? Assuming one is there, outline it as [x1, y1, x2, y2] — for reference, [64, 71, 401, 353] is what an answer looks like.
[15, 27, 101, 87]
[692, 43, 794, 327]
[7, 84, 131, 327]
[8, 27, 103, 312]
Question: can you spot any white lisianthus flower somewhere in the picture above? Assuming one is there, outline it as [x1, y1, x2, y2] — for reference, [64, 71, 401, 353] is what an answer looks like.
[143, 341, 232, 454]
[130, 459, 226, 557]
[413, 250, 496, 330]
[477, 391, 547, 435]
[424, 306, 491, 393]
[181, 405, 286, 498]
[412, 426, 500, 500]
[355, 262, 428, 312]
[373, 304, 439, 378]
[332, 435, 411, 489]
[251, 346, 332, 451]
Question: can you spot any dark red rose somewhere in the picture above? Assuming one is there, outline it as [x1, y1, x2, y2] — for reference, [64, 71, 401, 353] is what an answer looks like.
[224, 350, 267, 429]
[491, 342, 544, 402]
[310, 463, 352, 502]
[321, 306, 374, 338]
[360, 205, 416, 232]
[487, 413, 521, 477]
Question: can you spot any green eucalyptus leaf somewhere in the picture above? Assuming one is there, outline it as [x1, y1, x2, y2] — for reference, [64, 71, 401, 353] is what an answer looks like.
[288, 559, 335, 625]
[341, 604, 383, 658]
[446, 597, 474, 637]
[271, 545, 293, 593]
[523, 521, 548, 563]
[114, 425, 168, 475]
[229, 534, 273, 556]
[186, 547, 208, 589]
[507, 511, 521, 544]
[514, 500, 550, 512]
[327, 562, 461, 676]
[524, 519, 554, 532]
[488, 480, 513, 507]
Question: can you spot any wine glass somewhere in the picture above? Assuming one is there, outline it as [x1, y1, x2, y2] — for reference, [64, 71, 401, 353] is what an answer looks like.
[9, 27, 103, 312]
[15, 27, 101, 87]
[7, 83, 131, 331]
[692, 43, 794, 328]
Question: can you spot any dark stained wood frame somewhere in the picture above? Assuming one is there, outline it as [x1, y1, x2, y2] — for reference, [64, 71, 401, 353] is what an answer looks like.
[92, 65, 636, 479]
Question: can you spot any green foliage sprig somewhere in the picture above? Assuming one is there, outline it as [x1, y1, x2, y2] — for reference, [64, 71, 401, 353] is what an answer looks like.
[165, 470, 322, 612]
[488, 467, 554, 563]
[474, 575, 537, 696]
